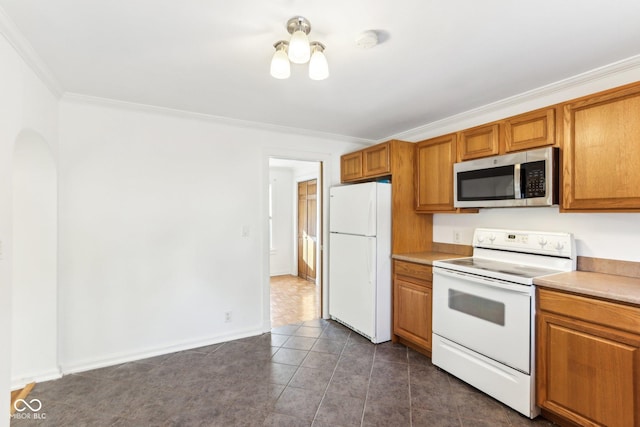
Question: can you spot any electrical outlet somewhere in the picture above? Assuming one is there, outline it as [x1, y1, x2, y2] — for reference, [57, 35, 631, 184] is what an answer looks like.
[224, 311, 232, 322]
[453, 229, 461, 243]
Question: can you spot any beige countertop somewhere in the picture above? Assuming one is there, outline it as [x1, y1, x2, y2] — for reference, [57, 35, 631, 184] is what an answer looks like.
[392, 251, 468, 266]
[534, 271, 640, 306]
[394, 251, 640, 307]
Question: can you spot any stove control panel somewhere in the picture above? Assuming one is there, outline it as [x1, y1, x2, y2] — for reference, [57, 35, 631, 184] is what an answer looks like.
[474, 228, 574, 258]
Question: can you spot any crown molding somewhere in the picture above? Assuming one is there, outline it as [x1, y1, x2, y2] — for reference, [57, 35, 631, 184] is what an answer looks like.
[61, 92, 375, 146]
[0, 5, 63, 98]
[386, 54, 640, 143]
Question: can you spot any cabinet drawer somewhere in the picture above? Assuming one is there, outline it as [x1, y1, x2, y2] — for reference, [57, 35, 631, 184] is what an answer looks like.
[394, 260, 432, 283]
[538, 288, 640, 335]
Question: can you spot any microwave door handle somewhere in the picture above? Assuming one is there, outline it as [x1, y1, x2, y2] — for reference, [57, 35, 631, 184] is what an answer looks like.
[514, 163, 522, 199]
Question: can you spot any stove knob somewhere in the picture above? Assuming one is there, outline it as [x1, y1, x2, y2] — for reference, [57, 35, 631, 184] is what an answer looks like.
[488, 234, 496, 243]
[476, 234, 485, 243]
[538, 237, 548, 247]
[554, 241, 565, 251]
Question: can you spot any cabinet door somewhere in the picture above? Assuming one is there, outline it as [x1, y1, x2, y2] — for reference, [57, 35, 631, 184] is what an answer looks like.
[504, 107, 556, 152]
[458, 123, 500, 161]
[537, 311, 640, 427]
[394, 277, 432, 351]
[363, 142, 391, 177]
[415, 134, 457, 212]
[563, 84, 640, 211]
[340, 151, 363, 182]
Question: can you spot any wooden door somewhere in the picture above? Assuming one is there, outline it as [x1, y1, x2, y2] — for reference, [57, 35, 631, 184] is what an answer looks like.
[297, 179, 317, 281]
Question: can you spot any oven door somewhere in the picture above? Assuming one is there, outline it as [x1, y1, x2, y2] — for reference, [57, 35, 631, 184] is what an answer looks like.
[432, 267, 532, 373]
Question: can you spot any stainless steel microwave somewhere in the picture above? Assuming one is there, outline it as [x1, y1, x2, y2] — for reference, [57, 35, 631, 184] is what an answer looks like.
[454, 147, 559, 208]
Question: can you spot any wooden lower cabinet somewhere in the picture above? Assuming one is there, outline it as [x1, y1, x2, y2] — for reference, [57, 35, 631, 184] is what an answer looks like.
[393, 260, 432, 355]
[537, 288, 640, 427]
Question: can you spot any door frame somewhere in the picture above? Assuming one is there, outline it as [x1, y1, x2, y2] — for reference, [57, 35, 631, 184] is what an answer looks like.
[263, 149, 331, 332]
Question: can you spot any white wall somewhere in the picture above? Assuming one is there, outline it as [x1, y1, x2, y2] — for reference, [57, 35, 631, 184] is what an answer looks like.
[12, 130, 59, 385]
[269, 167, 294, 276]
[58, 98, 360, 373]
[0, 31, 59, 426]
[434, 207, 640, 262]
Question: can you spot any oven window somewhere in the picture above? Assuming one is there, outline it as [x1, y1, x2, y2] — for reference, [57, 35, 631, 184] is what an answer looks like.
[457, 165, 515, 201]
[448, 289, 505, 326]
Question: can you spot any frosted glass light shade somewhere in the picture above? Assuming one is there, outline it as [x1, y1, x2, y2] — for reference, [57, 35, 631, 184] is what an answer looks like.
[309, 48, 329, 80]
[288, 30, 311, 64]
[270, 49, 290, 79]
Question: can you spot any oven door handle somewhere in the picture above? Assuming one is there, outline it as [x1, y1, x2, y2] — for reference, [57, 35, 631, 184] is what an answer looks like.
[433, 267, 532, 295]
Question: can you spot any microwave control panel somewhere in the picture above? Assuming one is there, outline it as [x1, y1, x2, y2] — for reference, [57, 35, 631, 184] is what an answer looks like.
[522, 161, 545, 198]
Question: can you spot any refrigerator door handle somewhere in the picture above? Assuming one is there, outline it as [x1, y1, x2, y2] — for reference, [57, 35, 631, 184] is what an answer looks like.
[367, 237, 375, 285]
[368, 198, 375, 235]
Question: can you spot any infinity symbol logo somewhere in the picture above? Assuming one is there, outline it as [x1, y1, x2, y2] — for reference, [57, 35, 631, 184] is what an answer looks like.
[14, 398, 42, 412]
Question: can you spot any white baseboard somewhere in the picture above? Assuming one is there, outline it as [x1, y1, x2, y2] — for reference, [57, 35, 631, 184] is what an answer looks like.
[11, 368, 62, 390]
[58, 326, 264, 377]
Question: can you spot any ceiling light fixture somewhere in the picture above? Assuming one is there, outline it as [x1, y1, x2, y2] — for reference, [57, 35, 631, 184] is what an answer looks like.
[270, 16, 329, 80]
[270, 41, 290, 79]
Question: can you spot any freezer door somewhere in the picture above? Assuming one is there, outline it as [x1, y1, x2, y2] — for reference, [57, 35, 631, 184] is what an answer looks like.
[329, 183, 377, 236]
[329, 233, 376, 338]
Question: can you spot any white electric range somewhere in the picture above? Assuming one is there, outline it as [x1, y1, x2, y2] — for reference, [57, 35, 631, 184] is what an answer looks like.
[432, 228, 575, 418]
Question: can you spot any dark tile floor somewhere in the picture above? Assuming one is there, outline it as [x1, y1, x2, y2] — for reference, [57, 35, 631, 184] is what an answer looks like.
[11, 320, 557, 426]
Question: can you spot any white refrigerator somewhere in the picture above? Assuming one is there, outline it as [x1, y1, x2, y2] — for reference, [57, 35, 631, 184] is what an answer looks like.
[329, 182, 392, 343]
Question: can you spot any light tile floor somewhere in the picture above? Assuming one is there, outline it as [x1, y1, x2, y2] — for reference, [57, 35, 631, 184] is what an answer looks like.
[270, 275, 320, 327]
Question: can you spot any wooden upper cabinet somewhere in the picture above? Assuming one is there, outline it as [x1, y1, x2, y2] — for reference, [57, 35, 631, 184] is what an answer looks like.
[504, 107, 556, 152]
[563, 84, 640, 211]
[340, 142, 391, 182]
[340, 151, 363, 182]
[363, 142, 391, 177]
[458, 123, 500, 161]
[415, 134, 457, 212]
[339, 140, 434, 253]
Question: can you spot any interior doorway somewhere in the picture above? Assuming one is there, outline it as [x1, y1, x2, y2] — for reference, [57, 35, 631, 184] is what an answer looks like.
[268, 158, 322, 327]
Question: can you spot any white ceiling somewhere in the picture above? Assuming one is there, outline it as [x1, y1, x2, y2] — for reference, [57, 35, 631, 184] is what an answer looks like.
[2, 1, 640, 142]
